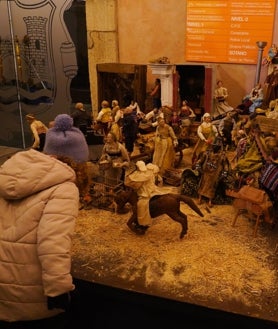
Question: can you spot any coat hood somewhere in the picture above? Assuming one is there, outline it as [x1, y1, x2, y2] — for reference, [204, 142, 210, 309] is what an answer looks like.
[0, 149, 76, 200]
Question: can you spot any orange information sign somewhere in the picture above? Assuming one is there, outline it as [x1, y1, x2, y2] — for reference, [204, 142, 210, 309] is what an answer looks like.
[185, 1, 276, 64]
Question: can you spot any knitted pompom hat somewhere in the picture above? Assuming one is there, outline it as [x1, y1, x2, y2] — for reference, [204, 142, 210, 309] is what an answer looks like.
[43, 114, 89, 163]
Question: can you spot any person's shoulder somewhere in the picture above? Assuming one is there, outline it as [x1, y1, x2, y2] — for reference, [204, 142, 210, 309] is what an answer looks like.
[71, 110, 79, 117]
[84, 110, 91, 116]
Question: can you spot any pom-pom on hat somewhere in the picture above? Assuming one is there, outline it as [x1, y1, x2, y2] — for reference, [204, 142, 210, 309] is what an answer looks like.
[43, 114, 89, 163]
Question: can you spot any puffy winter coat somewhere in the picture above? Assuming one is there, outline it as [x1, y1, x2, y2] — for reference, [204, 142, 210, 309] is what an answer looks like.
[0, 149, 79, 322]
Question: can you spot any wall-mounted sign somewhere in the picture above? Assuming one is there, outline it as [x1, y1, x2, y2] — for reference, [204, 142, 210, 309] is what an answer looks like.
[185, 1, 276, 64]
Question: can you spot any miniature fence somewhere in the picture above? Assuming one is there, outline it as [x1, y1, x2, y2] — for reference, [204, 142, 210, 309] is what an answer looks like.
[90, 175, 123, 211]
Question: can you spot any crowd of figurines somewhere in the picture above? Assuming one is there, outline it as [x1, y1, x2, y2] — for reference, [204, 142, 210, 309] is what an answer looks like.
[26, 53, 278, 231]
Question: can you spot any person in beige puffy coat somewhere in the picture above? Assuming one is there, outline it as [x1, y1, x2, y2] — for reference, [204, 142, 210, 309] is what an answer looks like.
[0, 114, 89, 328]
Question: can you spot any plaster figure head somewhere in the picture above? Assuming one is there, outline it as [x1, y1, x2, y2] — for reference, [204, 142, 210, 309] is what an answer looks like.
[75, 102, 84, 110]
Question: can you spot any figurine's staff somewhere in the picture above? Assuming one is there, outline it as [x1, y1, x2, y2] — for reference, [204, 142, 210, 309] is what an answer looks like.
[15, 36, 23, 82]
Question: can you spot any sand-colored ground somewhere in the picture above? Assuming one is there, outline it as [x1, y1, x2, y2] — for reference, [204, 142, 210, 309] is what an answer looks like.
[72, 147, 278, 323]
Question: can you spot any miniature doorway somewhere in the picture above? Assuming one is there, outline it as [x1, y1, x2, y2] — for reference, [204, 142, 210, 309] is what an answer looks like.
[96, 63, 147, 112]
[176, 65, 213, 119]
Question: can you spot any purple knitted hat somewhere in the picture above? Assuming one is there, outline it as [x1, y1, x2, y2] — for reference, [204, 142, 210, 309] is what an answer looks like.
[43, 114, 89, 163]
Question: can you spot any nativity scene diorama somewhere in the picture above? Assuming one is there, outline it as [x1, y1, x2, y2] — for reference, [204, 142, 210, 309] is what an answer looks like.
[2, 0, 278, 325]
[0, 1, 277, 241]
[80, 52, 278, 239]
